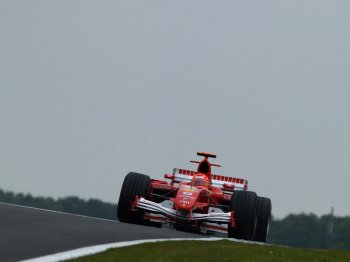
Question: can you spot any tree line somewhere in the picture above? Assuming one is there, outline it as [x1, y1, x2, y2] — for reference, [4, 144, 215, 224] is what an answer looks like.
[269, 213, 350, 250]
[0, 188, 117, 220]
[1, 188, 349, 250]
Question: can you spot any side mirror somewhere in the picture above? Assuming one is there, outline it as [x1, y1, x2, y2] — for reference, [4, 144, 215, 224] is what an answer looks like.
[223, 183, 235, 191]
[164, 174, 175, 180]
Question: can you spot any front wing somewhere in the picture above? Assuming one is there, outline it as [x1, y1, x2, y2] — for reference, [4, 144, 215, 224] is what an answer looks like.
[135, 197, 231, 224]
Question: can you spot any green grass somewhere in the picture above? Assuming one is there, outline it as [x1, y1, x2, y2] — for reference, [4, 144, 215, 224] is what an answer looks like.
[69, 240, 350, 262]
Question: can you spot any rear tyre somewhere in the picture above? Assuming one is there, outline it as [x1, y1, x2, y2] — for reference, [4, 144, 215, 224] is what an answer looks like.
[117, 172, 151, 224]
[228, 191, 258, 240]
[253, 197, 272, 242]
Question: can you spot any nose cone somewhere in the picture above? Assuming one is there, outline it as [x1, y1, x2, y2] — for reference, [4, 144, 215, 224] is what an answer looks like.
[175, 186, 199, 211]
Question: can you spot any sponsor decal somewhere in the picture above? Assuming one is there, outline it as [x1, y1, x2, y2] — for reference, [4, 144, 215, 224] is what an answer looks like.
[153, 185, 170, 190]
[179, 197, 191, 206]
[182, 187, 197, 193]
[208, 212, 230, 217]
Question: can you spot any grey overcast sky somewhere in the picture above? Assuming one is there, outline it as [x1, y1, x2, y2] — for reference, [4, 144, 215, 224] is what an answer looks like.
[1, 1, 349, 218]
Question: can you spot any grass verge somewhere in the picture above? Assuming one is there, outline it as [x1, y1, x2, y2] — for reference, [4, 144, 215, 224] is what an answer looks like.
[69, 240, 350, 262]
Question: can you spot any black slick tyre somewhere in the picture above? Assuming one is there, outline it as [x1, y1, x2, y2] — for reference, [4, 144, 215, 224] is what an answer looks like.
[228, 191, 258, 240]
[117, 172, 151, 224]
[253, 197, 272, 242]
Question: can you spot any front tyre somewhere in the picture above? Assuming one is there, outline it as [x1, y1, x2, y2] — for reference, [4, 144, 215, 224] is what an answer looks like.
[117, 172, 151, 224]
[228, 191, 258, 240]
[253, 197, 272, 242]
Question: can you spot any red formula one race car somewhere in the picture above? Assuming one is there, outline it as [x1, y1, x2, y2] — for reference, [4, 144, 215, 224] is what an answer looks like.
[117, 152, 272, 242]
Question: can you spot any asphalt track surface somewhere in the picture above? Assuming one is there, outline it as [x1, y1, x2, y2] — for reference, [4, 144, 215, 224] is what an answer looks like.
[0, 202, 204, 262]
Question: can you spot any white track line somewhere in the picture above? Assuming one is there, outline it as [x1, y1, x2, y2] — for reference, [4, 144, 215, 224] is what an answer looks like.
[0, 202, 118, 223]
[22, 237, 264, 262]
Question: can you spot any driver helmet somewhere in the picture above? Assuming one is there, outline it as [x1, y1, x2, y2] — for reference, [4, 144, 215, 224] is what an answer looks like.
[192, 174, 210, 187]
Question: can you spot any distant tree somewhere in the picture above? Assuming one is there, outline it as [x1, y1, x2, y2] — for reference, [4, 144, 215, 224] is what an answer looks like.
[269, 213, 350, 250]
[330, 216, 350, 250]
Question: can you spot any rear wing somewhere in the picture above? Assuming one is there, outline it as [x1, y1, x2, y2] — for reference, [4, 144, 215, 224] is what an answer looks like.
[172, 168, 248, 191]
